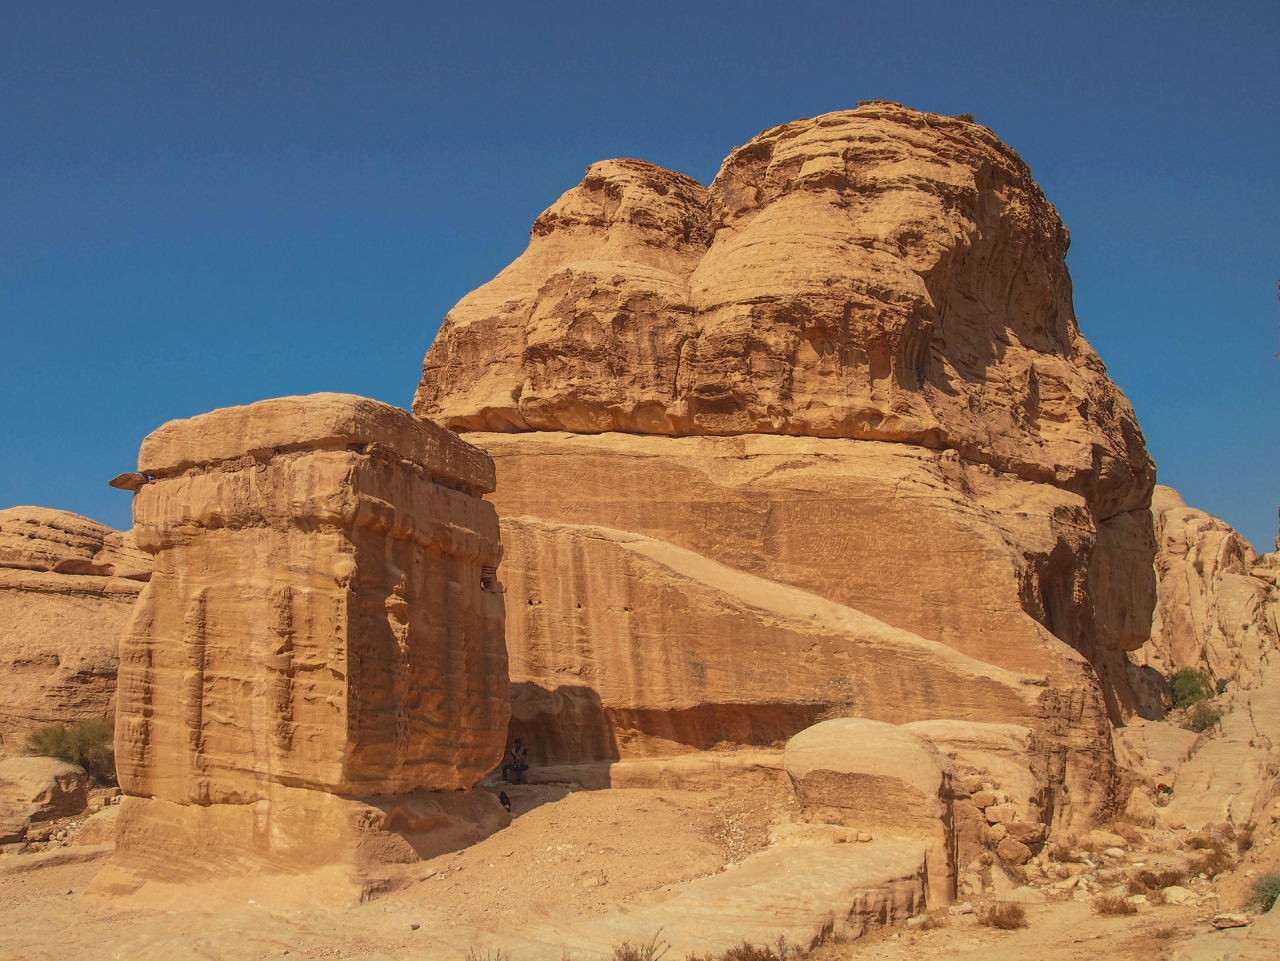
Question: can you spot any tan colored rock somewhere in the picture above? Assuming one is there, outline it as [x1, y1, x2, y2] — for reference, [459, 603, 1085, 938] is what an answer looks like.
[0, 757, 90, 841]
[1139, 486, 1278, 687]
[102, 393, 509, 890]
[784, 718, 955, 904]
[417, 104, 1152, 519]
[71, 804, 119, 846]
[0, 508, 150, 754]
[416, 107, 1161, 841]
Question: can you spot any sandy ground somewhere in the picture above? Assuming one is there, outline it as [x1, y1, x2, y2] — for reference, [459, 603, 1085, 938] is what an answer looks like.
[1, 779, 1275, 961]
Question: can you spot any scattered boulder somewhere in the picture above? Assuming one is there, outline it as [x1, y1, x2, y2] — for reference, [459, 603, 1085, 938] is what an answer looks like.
[71, 804, 119, 847]
[784, 718, 955, 904]
[0, 757, 89, 841]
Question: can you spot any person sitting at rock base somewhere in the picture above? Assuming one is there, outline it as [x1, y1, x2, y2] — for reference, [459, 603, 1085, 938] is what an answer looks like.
[502, 739, 529, 784]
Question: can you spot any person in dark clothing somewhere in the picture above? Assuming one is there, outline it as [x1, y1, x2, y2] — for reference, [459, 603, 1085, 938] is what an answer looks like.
[498, 791, 512, 813]
[502, 739, 529, 784]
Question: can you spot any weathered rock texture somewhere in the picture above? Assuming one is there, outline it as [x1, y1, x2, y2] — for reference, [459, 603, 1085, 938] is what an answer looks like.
[0, 756, 90, 843]
[414, 105, 1160, 838]
[785, 718, 956, 904]
[0, 507, 150, 754]
[100, 393, 509, 890]
[1140, 485, 1279, 687]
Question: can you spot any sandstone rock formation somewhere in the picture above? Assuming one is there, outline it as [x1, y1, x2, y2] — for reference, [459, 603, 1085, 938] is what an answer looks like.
[1139, 485, 1279, 686]
[0, 507, 150, 754]
[413, 104, 1161, 841]
[784, 718, 956, 904]
[0, 756, 90, 843]
[97, 393, 510, 892]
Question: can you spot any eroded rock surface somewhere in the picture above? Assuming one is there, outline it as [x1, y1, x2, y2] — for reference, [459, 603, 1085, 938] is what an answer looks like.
[98, 393, 510, 893]
[0, 757, 90, 843]
[0, 507, 150, 754]
[413, 105, 1159, 843]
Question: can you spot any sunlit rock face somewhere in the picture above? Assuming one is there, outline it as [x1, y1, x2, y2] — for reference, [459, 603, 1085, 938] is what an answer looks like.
[101, 393, 510, 891]
[414, 104, 1161, 835]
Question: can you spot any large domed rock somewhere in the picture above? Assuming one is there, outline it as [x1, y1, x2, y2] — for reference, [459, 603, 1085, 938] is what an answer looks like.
[416, 102, 1153, 518]
[414, 104, 1160, 834]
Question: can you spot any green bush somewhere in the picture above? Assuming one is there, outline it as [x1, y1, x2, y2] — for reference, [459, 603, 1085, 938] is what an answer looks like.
[1254, 872, 1280, 912]
[954, 112, 976, 122]
[1170, 668, 1213, 709]
[1183, 700, 1224, 733]
[24, 717, 116, 785]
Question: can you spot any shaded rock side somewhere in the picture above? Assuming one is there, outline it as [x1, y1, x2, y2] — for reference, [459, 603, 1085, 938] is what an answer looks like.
[416, 103, 1153, 517]
[0, 507, 151, 754]
[105, 393, 509, 886]
[1138, 485, 1279, 688]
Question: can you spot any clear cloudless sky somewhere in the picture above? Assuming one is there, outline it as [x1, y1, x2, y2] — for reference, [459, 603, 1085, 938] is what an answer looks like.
[2, 1, 1278, 548]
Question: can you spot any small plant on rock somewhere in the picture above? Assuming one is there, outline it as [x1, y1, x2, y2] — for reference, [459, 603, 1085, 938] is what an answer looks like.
[1188, 840, 1232, 878]
[1169, 668, 1213, 709]
[24, 717, 116, 785]
[1254, 872, 1280, 913]
[954, 112, 976, 122]
[1183, 700, 1224, 733]
[1236, 826, 1255, 854]
[979, 903, 1027, 930]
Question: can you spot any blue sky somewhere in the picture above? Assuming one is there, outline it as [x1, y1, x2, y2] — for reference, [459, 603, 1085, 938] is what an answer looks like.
[2, 1, 1277, 549]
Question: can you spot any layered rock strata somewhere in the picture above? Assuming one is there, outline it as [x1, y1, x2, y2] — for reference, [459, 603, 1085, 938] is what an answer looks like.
[415, 105, 1160, 838]
[0, 507, 150, 754]
[97, 393, 509, 891]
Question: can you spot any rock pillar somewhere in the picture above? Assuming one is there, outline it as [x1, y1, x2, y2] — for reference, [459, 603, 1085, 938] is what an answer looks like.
[96, 393, 509, 894]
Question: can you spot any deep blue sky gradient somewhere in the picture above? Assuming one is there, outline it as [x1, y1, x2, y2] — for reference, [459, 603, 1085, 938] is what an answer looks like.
[2, 1, 1278, 548]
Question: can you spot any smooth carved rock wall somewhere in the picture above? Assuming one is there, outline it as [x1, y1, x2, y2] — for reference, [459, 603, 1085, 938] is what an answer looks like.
[484, 433, 1136, 832]
[103, 394, 508, 887]
[0, 507, 151, 754]
[416, 103, 1153, 518]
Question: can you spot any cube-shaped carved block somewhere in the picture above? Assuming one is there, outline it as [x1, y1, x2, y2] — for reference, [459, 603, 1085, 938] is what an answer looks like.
[115, 393, 509, 803]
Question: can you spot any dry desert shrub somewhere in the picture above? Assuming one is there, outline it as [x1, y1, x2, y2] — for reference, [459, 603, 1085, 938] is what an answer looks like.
[1188, 841, 1232, 878]
[612, 932, 670, 961]
[1048, 844, 1085, 864]
[979, 903, 1028, 930]
[1093, 895, 1137, 916]
[465, 951, 511, 961]
[1183, 701, 1224, 733]
[913, 916, 948, 931]
[685, 940, 793, 961]
[24, 717, 116, 786]
[1132, 868, 1187, 892]
[1151, 927, 1178, 940]
[1254, 872, 1280, 912]
[1235, 826, 1255, 854]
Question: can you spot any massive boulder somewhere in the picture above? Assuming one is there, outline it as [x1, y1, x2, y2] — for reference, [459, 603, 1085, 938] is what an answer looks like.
[414, 104, 1159, 834]
[96, 394, 510, 894]
[0, 507, 150, 755]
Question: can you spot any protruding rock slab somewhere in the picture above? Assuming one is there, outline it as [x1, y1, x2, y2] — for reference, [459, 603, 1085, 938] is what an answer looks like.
[0, 507, 151, 754]
[785, 718, 955, 904]
[104, 393, 509, 888]
[518, 839, 928, 956]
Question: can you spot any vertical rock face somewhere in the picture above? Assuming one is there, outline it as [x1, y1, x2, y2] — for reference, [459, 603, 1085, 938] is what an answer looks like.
[413, 105, 1159, 837]
[0, 507, 151, 754]
[103, 394, 509, 888]
[1140, 486, 1279, 687]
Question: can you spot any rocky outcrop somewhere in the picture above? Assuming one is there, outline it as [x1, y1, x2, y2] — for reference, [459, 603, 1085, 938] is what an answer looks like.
[0, 507, 151, 754]
[415, 105, 1159, 842]
[1139, 485, 1279, 686]
[96, 394, 510, 893]
[0, 757, 90, 843]
[416, 103, 1153, 518]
